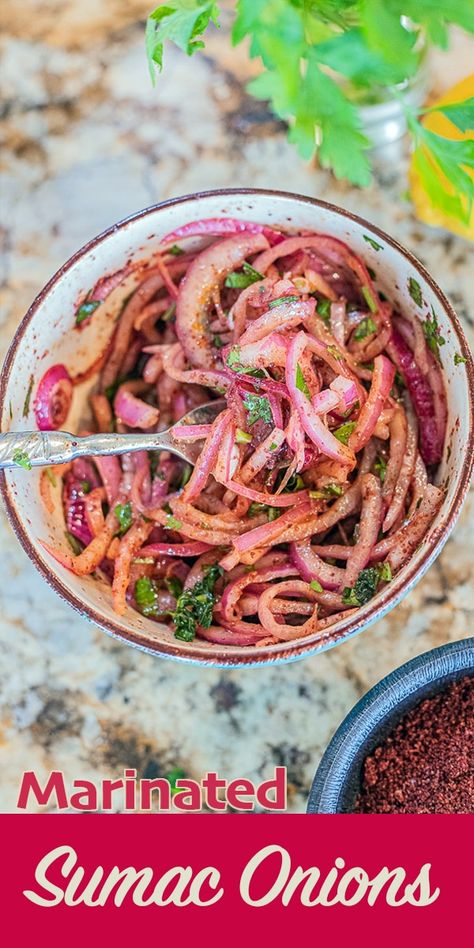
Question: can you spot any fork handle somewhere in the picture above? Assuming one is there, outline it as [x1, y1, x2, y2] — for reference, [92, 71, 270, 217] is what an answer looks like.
[0, 430, 176, 469]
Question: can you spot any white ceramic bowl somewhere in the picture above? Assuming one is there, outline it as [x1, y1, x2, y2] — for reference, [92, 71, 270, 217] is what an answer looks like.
[1, 189, 473, 667]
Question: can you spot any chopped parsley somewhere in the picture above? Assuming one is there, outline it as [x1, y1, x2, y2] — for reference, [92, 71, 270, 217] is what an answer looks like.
[243, 393, 272, 426]
[65, 531, 82, 555]
[361, 285, 377, 313]
[75, 299, 101, 326]
[225, 261, 263, 289]
[166, 575, 184, 599]
[310, 579, 323, 593]
[269, 441, 278, 451]
[423, 308, 446, 362]
[309, 483, 344, 499]
[295, 363, 310, 399]
[135, 576, 160, 617]
[236, 427, 252, 444]
[268, 294, 299, 308]
[45, 467, 57, 487]
[226, 347, 265, 378]
[354, 316, 377, 340]
[363, 235, 383, 252]
[333, 421, 356, 445]
[81, 480, 91, 494]
[249, 502, 279, 521]
[213, 334, 224, 349]
[342, 563, 392, 606]
[374, 455, 387, 482]
[168, 244, 184, 256]
[23, 375, 34, 418]
[114, 501, 133, 535]
[162, 301, 176, 322]
[12, 449, 31, 470]
[327, 344, 342, 360]
[283, 472, 304, 493]
[454, 352, 467, 365]
[180, 464, 192, 488]
[165, 514, 182, 531]
[172, 564, 222, 641]
[316, 297, 331, 324]
[408, 277, 423, 307]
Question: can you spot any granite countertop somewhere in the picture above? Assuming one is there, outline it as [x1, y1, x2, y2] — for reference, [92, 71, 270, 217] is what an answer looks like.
[0, 5, 472, 812]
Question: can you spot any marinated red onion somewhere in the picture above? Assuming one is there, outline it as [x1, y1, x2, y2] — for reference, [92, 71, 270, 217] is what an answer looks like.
[38, 219, 447, 647]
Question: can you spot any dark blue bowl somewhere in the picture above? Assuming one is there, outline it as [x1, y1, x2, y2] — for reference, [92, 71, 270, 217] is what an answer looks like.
[307, 637, 474, 813]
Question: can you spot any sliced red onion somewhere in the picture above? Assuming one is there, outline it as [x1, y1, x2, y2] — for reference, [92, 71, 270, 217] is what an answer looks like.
[139, 541, 213, 558]
[34, 364, 73, 431]
[114, 387, 159, 429]
[161, 217, 282, 247]
[286, 332, 355, 465]
[344, 473, 383, 588]
[386, 483, 444, 572]
[387, 330, 445, 465]
[175, 232, 269, 368]
[330, 300, 346, 346]
[232, 502, 313, 555]
[237, 298, 315, 347]
[220, 562, 298, 623]
[349, 355, 395, 453]
[290, 539, 346, 590]
[63, 473, 93, 547]
[258, 580, 319, 640]
[171, 424, 213, 442]
[183, 409, 231, 502]
[94, 455, 122, 505]
[330, 375, 358, 412]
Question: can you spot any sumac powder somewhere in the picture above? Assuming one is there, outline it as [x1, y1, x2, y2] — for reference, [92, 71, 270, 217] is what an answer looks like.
[356, 675, 474, 814]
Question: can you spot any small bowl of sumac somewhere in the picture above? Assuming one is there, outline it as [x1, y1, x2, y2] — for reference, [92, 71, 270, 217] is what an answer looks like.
[307, 637, 474, 814]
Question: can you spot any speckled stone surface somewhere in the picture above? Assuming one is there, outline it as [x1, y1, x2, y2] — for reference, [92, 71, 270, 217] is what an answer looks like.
[0, 6, 472, 812]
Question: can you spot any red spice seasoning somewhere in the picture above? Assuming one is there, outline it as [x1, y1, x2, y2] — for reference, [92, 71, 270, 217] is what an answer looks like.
[356, 675, 474, 814]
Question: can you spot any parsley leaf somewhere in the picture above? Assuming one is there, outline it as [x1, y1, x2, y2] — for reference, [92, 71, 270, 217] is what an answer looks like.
[316, 297, 331, 324]
[168, 243, 184, 255]
[146, 1, 220, 83]
[12, 450, 31, 470]
[165, 514, 183, 531]
[374, 455, 387, 482]
[268, 294, 299, 308]
[429, 97, 474, 134]
[295, 363, 310, 399]
[423, 308, 446, 362]
[361, 285, 377, 313]
[408, 277, 423, 307]
[310, 579, 323, 593]
[226, 346, 265, 377]
[333, 421, 356, 445]
[135, 577, 159, 616]
[172, 564, 222, 641]
[225, 261, 263, 288]
[342, 562, 392, 606]
[309, 483, 344, 499]
[75, 299, 101, 326]
[236, 427, 252, 443]
[65, 531, 83, 555]
[114, 501, 133, 536]
[454, 352, 467, 366]
[243, 393, 272, 426]
[354, 316, 377, 340]
[363, 234, 383, 251]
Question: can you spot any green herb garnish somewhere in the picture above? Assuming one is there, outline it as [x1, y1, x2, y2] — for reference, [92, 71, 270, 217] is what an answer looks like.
[333, 421, 356, 445]
[81, 480, 91, 494]
[114, 501, 133, 535]
[12, 450, 31, 470]
[165, 514, 183, 531]
[213, 334, 224, 348]
[243, 393, 272, 426]
[295, 362, 310, 399]
[423, 308, 446, 362]
[363, 235, 383, 251]
[45, 467, 57, 487]
[283, 472, 304, 493]
[408, 277, 423, 307]
[454, 352, 467, 365]
[162, 301, 176, 322]
[374, 455, 387, 483]
[354, 316, 377, 340]
[168, 244, 184, 256]
[225, 261, 263, 289]
[310, 579, 323, 593]
[65, 531, 82, 555]
[166, 575, 184, 599]
[75, 299, 101, 325]
[268, 294, 299, 308]
[309, 483, 344, 499]
[172, 564, 222, 641]
[23, 375, 34, 418]
[361, 285, 377, 313]
[180, 464, 192, 488]
[327, 344, 342, 360]
[342, 563, 392, 606]
[236, 427, 252, 444]
[316, 297, 331, 325]
[135, 576, 160, 617]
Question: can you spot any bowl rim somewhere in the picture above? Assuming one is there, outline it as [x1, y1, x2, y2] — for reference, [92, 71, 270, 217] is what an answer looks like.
[306, 636, 474, 812]
[1, 187, 473, 667]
